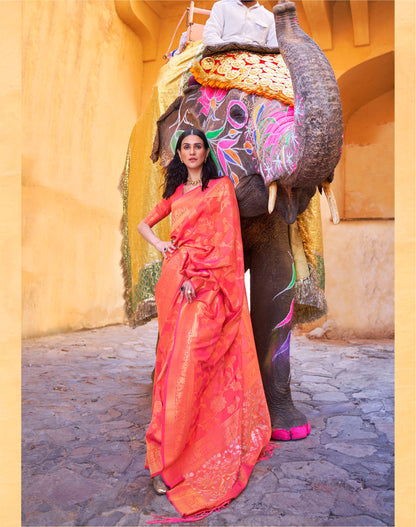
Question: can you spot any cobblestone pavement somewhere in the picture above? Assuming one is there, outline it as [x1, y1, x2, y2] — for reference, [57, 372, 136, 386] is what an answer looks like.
[22, 322, 394, 527]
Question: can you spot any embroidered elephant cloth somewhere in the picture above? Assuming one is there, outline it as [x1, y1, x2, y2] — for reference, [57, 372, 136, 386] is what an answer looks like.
[143, 177, 271, 517]
[191, 50, 294, 105]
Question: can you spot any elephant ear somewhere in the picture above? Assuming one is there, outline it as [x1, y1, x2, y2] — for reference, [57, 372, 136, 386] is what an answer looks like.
[151, 87, 202, 168]
[151, 95, 183, 166]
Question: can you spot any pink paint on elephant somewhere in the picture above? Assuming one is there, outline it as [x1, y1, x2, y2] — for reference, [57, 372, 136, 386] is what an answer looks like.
[272, 422, 311, 440]
[197, 86, 227, 116]
[275, 298, 294, 329]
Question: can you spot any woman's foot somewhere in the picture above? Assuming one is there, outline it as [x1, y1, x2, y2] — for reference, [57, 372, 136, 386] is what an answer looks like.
[152, 474, 169, 495]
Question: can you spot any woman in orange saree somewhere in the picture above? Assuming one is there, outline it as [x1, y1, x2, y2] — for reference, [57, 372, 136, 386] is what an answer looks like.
[137, 129, 271, 520]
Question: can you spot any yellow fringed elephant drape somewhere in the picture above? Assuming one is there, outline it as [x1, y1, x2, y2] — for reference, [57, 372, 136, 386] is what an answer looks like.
[121, 42, 205, 325]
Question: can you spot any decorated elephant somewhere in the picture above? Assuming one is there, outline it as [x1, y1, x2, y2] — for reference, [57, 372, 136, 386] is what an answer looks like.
[121, 0, 343, 440]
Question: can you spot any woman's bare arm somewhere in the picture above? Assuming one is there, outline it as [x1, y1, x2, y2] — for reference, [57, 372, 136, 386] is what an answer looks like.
[137, 220, 176, 258]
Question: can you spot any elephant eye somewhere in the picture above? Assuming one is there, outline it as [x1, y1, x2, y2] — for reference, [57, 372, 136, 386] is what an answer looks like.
[227, 102, 248, 129]
[229, 104, 246, 124]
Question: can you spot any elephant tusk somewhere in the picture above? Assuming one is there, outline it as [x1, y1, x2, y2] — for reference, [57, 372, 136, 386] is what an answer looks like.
[322, 181, 340, 225]
[268, 182, 277, 214]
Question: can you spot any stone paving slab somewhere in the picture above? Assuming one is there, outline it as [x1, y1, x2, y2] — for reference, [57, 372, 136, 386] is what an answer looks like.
[22, 322, 394, 526]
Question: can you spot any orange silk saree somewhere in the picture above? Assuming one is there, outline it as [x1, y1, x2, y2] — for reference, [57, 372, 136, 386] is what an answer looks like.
[143, 177, 271, 518]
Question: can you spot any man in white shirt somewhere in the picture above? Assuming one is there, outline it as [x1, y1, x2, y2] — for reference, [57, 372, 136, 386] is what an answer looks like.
[203, 0, 278, 48]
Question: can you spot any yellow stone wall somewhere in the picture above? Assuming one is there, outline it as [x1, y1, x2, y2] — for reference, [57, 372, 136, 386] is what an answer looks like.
[1, 1, 21, 351]
[315, 0, 395, 337]
[22, 0, 143, 336]
[344, 90, 394, 219]
[0, 5, 21, 518]
[320, 200, 394, 338]
[17, 0, 405, 338]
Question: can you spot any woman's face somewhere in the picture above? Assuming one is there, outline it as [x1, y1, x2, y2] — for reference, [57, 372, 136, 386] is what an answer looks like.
[178, 135, 207, 171]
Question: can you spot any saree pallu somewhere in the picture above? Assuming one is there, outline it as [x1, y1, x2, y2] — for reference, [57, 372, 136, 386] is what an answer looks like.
[143, 177, 271, 518]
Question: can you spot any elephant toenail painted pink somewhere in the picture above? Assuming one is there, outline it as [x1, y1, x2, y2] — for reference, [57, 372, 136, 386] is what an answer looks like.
[271, 422, 311, 441]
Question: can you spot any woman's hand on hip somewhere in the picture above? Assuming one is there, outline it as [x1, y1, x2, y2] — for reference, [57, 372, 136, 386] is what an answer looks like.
[156, 240, 177, 258]
[180, 280, 195, 303]
[137, 221, 176, 258]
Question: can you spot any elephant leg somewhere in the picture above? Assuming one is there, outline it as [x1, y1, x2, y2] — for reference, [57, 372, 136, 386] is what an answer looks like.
[242, 214, 310, 441]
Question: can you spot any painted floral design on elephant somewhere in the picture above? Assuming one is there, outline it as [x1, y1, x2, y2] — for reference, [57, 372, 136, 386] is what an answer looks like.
[197, 87, 250, 185]
[247, 99, 299, 185]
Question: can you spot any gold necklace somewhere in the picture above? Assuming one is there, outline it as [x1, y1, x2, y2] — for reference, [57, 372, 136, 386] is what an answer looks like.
[186, 178, 202, 186]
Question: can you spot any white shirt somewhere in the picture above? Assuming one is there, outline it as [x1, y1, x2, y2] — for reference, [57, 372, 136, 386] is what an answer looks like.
[203, 0, 278, 48]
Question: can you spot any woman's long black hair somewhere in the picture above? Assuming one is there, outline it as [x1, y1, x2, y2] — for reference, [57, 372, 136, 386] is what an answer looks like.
[162, 129, 221, 199]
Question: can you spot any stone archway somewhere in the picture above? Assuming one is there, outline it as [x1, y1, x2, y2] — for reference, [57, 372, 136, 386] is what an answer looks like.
[335, 52, 394, 219]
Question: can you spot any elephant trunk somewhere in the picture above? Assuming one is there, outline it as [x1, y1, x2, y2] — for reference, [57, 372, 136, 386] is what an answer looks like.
[272, 1, 343, 188]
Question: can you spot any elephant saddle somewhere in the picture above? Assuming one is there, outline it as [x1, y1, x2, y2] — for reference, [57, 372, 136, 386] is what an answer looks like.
[190, 44, 294, 106]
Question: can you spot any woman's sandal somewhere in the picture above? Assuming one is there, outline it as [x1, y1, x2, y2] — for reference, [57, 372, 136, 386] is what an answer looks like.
[152, 474, 169, 495]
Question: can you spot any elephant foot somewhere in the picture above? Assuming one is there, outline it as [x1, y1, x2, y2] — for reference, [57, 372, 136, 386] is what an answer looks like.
[271, 421, 311, 441]
[269, 402, 310, 441]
